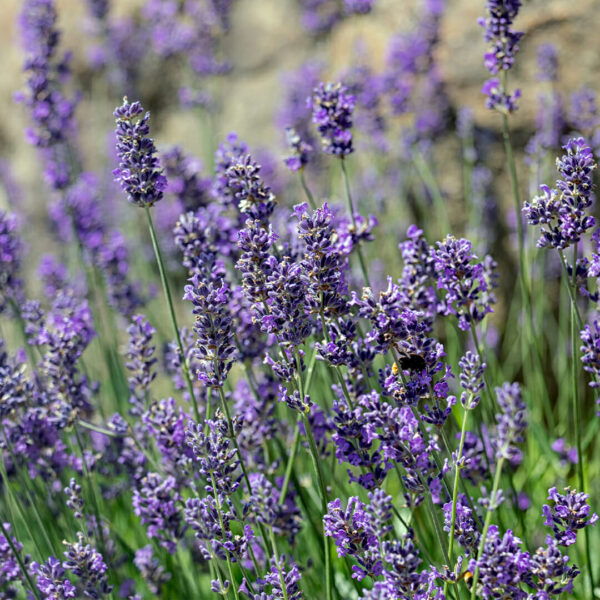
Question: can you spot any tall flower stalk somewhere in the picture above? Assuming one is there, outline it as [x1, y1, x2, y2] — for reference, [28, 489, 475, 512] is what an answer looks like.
[113, 97, 199, 421]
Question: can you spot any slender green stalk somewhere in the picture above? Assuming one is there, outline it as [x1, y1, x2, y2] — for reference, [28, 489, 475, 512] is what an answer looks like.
[340, 158, 370, 288]
[566, 246, 595, 596]
[279, 417, 302, 507]
[299, 170, 317, 210]
[470, 456, 506, 600]
[294, 350, 333, 600]
[0, 520, 42, 600]
[443, 407, 471, 600]
[143, 205, 199, 421]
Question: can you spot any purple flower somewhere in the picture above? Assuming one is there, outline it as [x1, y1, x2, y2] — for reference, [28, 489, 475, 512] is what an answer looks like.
[183, 275, 236, 389]
[125, 314, 157, 414]
[543, 487, 598, 546]
[224, 154, 276, 224]
[458, 351, 486, 409]
[481, 77, 521, 113]
[551, 438, 579, 466]
[529, 536, 580, 596]
[433, 235, 497, 331]
[113, 98, 167, 207]
[0, 523, 26, 595]
[64, 478, 84, 519]
[523, 138, 596, 249]
[443, 494, 479, 555]
[468, 526, 530, 599]
[0, 211, 24, 314]
[133, 546, 171, 594]
[132, 473, 185, 554]
[162, 145, 211, 212]
[309, 82, 356, 157]
[494, 382, 527, 463]
[212, 132, 249, 207]
[580, 319, 600, 391]
[143, 397, 190, 465]
[17, 0, 78, 153]
[32, 556, 77, 599]
[295, 202, 349, 317]
[62, 532, 113, 597]
[284, 127, 312, 172]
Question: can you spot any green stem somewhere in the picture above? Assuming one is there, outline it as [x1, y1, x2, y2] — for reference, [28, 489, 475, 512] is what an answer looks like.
[299, 170, 317, 210]
[340, 158, 370, 288]
[144, 205, 199, 421]
[443, 407, 471, 600]
[566, 246, 595, 596]
[294, 350, 332, 600]
[470, 457, 506, 600]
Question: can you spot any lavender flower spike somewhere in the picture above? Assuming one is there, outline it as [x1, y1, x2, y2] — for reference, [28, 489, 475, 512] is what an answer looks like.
[113, 97, 167, 207]
[543, 487, 598, 546]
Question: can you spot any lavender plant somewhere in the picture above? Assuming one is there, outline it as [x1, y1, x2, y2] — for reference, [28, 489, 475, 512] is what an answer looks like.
[2, 1, 599, 600]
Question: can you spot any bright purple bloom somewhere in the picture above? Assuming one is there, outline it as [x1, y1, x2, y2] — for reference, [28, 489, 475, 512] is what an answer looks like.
[309, 82, 356, 157]
[468, 526, 530, 599]
[458, 351, 486, 409]
[62, 532, 113, 597]
[543, 487, 598, 546]
[433, 235, 498, 330]
[523, 138, 596, 249]
[580, 319, 600, 391]
[113, 98, 167, 207]
[32, 556, 77, 599]
[284, 127, 312, 172]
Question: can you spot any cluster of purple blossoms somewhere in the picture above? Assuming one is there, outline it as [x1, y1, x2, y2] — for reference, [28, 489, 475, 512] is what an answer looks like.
[458, 351, 486, 409]
[580, 319, 600, 392]
[32, 555, 77, 599]
[113, 98, 167, 207]
[433, 235, 498, 331]
[125, 314, 157, 414]
[543, 487, 598, 546]
[17, 0, 78, 189]
[132, 472, 185, 554]
[309, 82, 356, 157]
[162, 146, 212, 212]
[479, 0, 523, 112]
[0, 211, 24, 314]
[494, 382, 527, 464]
[62, 533, 113, 598]
[183, 275, 236, 389]
[523, 138, 596, 250]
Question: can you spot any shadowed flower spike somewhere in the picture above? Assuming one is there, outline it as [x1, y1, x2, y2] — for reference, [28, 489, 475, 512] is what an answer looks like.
[183, 275, 236, 389]
[494, 382, 527, 463]
[309, 82, 356, 157]
[0, 210, 24, 314]
[126, 314, 157, 414]
[580, 319, 600, 393]
[113, 97, 167, 207]
[543, 487, 598, 546]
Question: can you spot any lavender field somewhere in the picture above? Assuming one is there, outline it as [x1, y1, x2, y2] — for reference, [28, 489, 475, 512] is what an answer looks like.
[1, 0, 599, 598]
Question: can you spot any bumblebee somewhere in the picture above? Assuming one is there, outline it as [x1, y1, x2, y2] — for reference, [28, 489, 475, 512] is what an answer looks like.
[457, 569, 474, 589]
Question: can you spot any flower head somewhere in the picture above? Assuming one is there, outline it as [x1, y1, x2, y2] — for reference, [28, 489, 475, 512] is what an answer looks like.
[113, 97, 167, 207]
